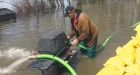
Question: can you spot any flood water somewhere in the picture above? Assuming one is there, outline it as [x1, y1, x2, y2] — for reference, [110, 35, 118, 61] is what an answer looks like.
[0, 0, 140, 75]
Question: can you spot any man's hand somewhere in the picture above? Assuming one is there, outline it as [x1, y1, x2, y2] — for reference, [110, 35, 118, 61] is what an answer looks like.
[71, 38, 79, 46]
[67, 36, 71, 39]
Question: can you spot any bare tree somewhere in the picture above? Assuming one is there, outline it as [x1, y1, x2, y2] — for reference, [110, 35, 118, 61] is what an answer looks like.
[40, 0, 45, 10]
[33, 0, 39, 11]
[10, 0, 65, 14]
[48, 0, 56, 8]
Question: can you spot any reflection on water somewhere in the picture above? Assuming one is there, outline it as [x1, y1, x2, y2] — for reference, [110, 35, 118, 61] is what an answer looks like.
[0, 0, 140, 75]
[0, 7, 70, 75]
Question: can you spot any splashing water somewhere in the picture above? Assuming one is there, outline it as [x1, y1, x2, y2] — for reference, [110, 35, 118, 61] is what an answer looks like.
[0, 56, 31, 74]
[0, 47, 34, 59]
[0, 47, 35, 74]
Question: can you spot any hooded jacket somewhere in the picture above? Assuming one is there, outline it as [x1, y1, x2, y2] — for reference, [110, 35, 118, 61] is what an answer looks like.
[69, 13, 99, 47]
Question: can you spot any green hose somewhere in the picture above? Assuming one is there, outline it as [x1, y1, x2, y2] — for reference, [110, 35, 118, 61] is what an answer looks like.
[131, 21, 140, 28]
[78, 44, 87, 50]
[67, 34, 114, 58]
[102, 33, 115, 47]
[35, 54, 77, 75]
[78, 33, 114, 52]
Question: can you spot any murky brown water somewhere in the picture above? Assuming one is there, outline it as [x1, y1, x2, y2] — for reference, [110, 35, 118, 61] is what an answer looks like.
[0, 7, 70, 75]
[76, 0, 140, 75]
[0, 0, 140, 75]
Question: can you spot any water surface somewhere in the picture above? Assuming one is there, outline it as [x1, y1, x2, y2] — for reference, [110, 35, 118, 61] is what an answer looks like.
[0, 0, 140, 75]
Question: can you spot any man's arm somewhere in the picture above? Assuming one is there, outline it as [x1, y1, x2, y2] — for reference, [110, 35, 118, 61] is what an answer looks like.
[77, 16, 90, 42]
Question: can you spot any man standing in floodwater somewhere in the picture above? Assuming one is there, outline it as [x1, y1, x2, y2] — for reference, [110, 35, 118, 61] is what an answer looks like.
[64, 6, 99, 57]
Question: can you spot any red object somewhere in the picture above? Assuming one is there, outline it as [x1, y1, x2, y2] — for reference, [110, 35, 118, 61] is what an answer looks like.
[71, 14, 79, 26]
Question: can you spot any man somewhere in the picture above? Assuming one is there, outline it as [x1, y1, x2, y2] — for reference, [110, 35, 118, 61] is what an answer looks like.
[64, 6, 99, 56]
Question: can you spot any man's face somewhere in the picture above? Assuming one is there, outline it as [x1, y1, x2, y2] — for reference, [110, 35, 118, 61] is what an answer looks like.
[68, 11, 75, 18]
